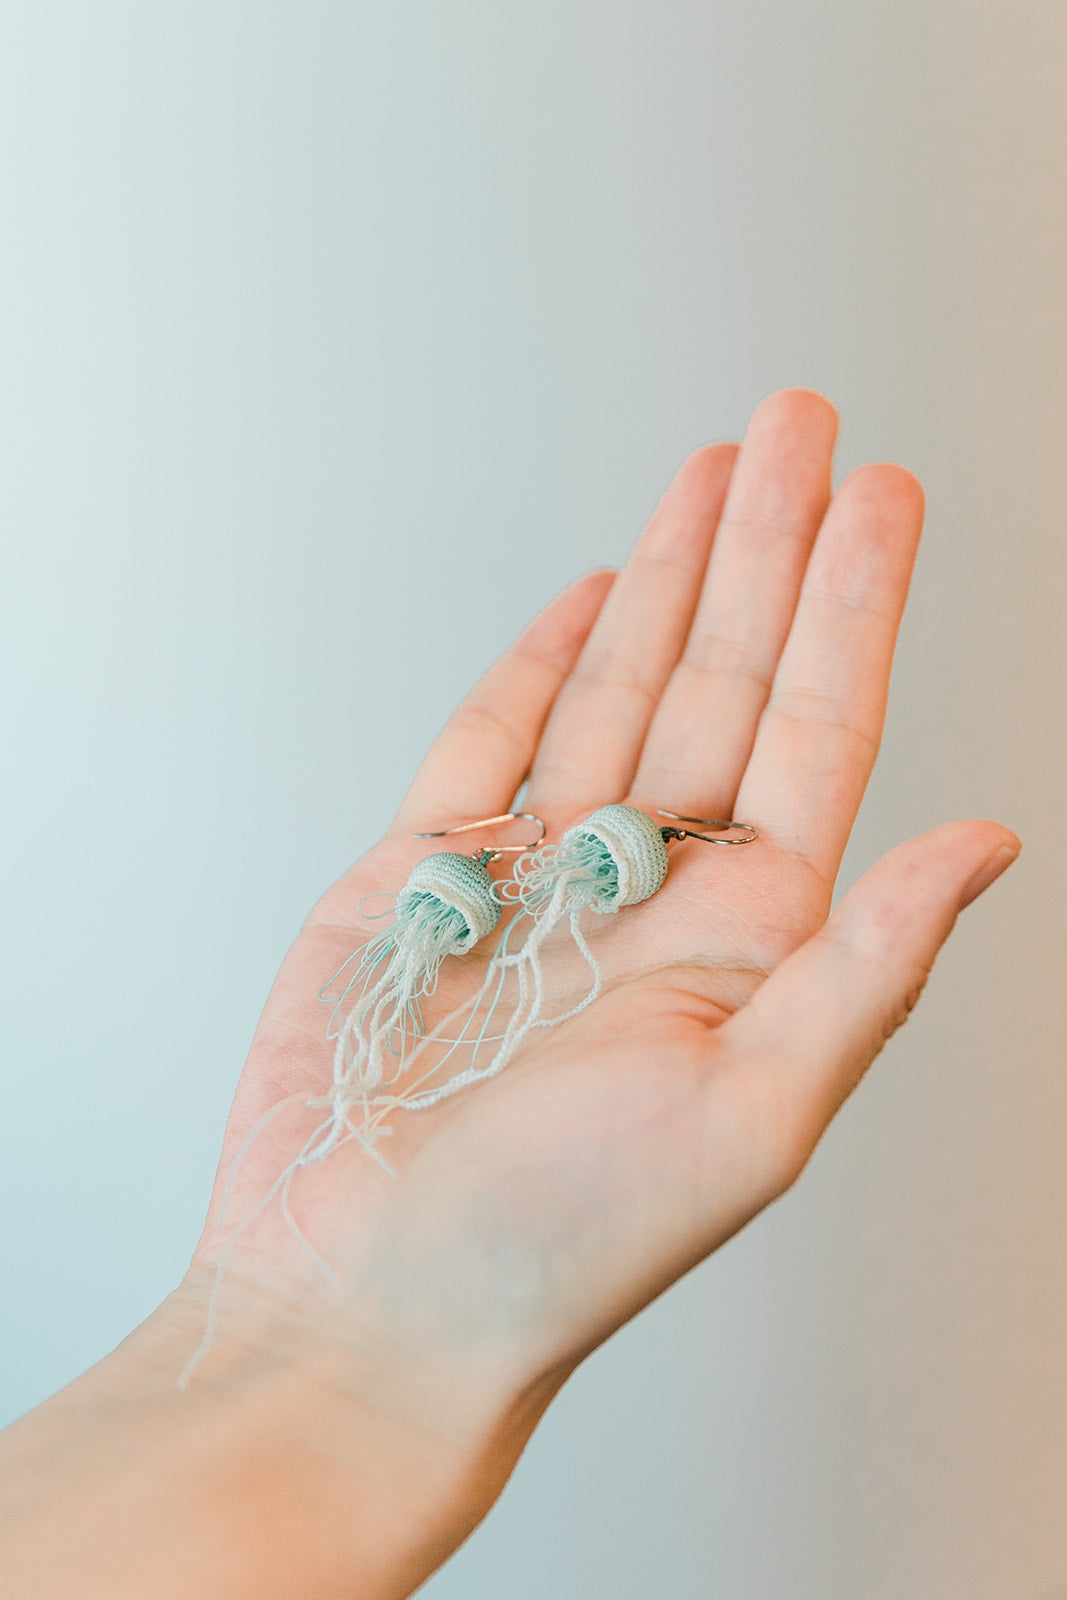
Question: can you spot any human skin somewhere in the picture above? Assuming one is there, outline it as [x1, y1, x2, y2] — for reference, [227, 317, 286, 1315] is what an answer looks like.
[0, 390, 1019, 1597]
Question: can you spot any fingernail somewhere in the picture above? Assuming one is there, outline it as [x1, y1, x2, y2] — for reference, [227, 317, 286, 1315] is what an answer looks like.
[958, 843, 1020, 911]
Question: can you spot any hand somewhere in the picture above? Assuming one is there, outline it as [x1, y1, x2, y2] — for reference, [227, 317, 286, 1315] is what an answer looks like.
[0, 390, 1018, 1600]
[211, 383, 1016, 1348]
[200, 387, 1019, 1558]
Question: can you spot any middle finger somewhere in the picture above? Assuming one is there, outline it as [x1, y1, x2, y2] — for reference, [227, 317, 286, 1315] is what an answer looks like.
[632, 388, 838, 819]
[525, 441, 738, 817]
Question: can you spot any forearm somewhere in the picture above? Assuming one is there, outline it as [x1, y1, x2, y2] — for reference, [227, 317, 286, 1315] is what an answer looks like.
[0, 1280, 537, 1600]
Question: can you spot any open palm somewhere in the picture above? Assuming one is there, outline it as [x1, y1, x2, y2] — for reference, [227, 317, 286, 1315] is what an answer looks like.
[189, 390, 1015, 1498]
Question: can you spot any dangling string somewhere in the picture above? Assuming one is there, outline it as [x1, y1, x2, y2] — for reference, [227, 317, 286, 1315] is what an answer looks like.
[378, 805, 669, 1112]
[380, 805, 759, 1116]
[308, 812, 547, 1162]
[179, 806, 754, 1383]
[306, 849, 501, 1163]
[180, 818, 542, 1385]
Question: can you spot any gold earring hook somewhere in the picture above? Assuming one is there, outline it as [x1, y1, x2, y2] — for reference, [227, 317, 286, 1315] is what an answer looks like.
[656, 809, 759, 845]
[413, 811, 546, 863]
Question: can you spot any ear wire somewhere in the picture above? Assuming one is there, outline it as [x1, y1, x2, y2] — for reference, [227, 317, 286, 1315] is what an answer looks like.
[413, 811, 546, 863]
[656, 810, 759, 845]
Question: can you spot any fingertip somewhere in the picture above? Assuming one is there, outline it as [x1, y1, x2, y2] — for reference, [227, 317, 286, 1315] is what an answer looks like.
[923, 817, 1020, 860]
[838, 461, 926, 521]
[829, 820, 1019, 957]
[518, 568, 615, 659]
[665, 440, 741, 502]
[978, 820, 1021, 855]
[678, 438, 742, 472]
[568, 566, 618, 596]
[637, 441, 739, 563]
[748, 386, 840, 444]
[571, 565, 618, 614]
[957, 826, 1021, 910]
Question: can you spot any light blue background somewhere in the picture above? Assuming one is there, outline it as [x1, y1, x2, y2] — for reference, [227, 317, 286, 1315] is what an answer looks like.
[1, 5, 1064, 1596]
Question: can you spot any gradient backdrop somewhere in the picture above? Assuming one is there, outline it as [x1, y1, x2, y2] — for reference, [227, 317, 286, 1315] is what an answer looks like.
[1, 5, 1065, 1597]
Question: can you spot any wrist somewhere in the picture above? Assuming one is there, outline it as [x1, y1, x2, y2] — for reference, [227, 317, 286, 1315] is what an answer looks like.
[0, 1276, 552, 1600]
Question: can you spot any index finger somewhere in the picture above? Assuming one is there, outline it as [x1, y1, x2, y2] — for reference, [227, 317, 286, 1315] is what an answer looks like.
[393, 569, 615, 833]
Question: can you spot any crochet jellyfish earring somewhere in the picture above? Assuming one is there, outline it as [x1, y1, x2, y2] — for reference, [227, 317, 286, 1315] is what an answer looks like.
[389, 804, 759, 1112]
[310, 810, 545, 1161]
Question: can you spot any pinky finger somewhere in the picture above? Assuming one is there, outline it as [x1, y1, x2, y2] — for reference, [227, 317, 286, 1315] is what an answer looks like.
[393, 569, 616, 832]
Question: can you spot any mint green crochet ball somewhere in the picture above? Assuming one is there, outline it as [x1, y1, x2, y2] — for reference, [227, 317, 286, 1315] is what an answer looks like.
[397, 851, 501, 953]
[562, 804, 669, 912]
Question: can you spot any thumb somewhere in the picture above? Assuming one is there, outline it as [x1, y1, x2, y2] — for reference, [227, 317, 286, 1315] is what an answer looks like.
[721, 820, 1020, 1166]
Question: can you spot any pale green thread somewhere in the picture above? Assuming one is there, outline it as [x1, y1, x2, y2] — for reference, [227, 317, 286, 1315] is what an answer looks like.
[180, 849, 506, 1385]
[182, 811, 672, 1386]
[310, 850, 501, 1159]
[384, 806, 670, 1113]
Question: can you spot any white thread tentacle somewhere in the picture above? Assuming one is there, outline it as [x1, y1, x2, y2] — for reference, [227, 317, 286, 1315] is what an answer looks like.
[310, 849, 503, 1153]
[384, 805, 668, 1114]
